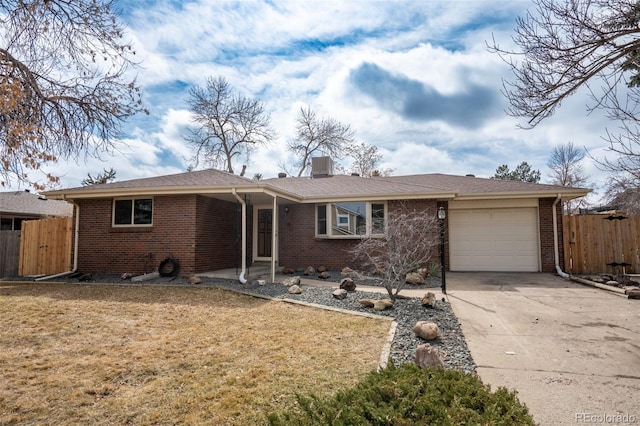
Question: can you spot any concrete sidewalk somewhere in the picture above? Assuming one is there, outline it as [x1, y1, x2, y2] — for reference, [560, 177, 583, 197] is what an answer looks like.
[446, 272, 640, 425]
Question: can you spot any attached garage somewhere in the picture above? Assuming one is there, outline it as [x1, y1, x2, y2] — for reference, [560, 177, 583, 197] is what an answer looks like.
[449, 201, 540, 272]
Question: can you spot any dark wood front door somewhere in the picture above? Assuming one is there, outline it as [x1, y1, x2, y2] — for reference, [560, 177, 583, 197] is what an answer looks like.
[257, 209, 272, 258]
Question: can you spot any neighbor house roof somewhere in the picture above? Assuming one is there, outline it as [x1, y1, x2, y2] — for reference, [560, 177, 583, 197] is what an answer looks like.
[43, 169, 591, 202]
[0, 191, 73, 217]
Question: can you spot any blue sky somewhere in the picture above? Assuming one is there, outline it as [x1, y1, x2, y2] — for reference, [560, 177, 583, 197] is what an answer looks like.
[18, 0, 614, 200]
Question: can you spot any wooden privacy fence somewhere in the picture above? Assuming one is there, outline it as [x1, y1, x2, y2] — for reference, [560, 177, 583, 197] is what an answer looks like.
[19, 217, 73, 276]
[563, 214, 640, 275]
[0, 231, 21, 277]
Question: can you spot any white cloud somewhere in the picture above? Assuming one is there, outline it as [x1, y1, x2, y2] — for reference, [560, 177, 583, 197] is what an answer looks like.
[4, 0, 618, 206]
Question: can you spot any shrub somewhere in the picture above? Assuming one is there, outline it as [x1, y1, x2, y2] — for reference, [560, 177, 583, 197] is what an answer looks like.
[268, 364, 536, 425]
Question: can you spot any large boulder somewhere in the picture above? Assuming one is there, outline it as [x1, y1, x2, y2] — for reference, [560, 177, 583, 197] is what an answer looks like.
[359, 299, 375, 308]
[288, 285, 302, 294]
[339, 277, 356, 292]
[373, 299, 394, 311]
[413, 321, 439, 341]
[415, 344, 444, 369]
[282, 276, 301, 287]
[406, 272, 425, 285]
[332, 289, 348, 300]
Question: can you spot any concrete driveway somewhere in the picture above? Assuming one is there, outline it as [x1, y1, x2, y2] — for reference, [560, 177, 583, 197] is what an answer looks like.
[446, 272, 640, 425]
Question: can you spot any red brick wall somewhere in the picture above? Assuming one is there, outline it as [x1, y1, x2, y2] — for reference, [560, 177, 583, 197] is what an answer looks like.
[278, 199, 439, 271]
[75, 195, 241, 276]
[539, 197, 563, 273]
[194, 196, 239, 271]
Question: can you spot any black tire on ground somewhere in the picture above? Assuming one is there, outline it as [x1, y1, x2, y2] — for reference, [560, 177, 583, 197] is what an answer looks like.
[158, 257, 180, 277]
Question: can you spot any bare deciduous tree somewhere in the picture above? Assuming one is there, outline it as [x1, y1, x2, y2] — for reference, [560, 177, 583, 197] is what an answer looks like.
[351, 205, 439, 302]
[81, 167, 116, 186]
[1, 0, 146, 190]
[288, 106, 355, 177]
[185, 76, 275, 174]
[548, 142, 590, 213]
[489, 0, 640, 195]
[605, 175, 640, 214]
[344, 142, 393, 177]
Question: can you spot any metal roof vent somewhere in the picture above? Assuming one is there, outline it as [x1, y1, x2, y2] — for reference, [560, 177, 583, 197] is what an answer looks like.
[311, 156, 334, 178]
[278, 172, 287, 178]
[465, 174, 475, 177]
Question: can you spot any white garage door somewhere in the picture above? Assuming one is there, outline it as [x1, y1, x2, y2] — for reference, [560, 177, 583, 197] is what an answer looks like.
[449, 208, 540, 272]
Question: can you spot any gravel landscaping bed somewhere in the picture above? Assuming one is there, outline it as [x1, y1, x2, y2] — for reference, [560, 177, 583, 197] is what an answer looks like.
[5, 272, 476, 374]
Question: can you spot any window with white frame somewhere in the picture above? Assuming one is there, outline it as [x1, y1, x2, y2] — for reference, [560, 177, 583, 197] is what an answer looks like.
[113, 198, 153, 226]
[316, 202, 386, 238]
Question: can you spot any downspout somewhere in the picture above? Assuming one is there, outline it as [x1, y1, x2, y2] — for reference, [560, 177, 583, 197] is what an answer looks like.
[552, 194, 570, 278]
[36, 201, 80, 281]
[232, 189, 247, 284]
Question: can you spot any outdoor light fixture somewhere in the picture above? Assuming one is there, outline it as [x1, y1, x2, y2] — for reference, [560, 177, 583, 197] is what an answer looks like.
[284, 206, 289, 213]
[437, 206, 446, 295]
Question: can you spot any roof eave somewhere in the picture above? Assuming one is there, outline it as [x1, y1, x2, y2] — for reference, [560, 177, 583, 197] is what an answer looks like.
[43, 185, 264, 200]
[299, 192, 458, 203]
[453, 189, 591, 201]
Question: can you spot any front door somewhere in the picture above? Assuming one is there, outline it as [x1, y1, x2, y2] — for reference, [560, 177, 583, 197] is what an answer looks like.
[256, 208, 272, 258]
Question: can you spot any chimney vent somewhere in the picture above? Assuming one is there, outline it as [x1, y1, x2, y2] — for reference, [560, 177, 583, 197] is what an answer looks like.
[465, 174, 475, 177]
[278, 172, 287, 178]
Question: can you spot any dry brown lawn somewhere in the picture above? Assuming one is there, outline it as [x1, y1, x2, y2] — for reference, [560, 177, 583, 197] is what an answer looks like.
[0, 282, 392, 425]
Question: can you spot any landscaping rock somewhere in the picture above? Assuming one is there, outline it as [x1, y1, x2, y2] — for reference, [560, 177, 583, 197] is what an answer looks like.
[332, 289, 348, 300]
[304, 266, 316, 276]
[417, 268, 428, 278]
[288, 285, 302, 294]
[628, 290, 640, 299]
[359, 299, 375, 308]
[373, 299, 394, 311]
[318, 271, 331, 279]
[190, 275, 202, 285]
[120, 273, 133, 280]
[282, 267, 294, 274]
[131, 271, 160, 282]
[282, 276, 301, 287]
[317, 265, 327, 273]
[415, 343, 444, 369]
[406, 272, 425, 285]
[413, 321, 439, 341]
[416, 343, 444, 368]
[421, 292, 436, 308]
[339, 277, 356, 292]
[606, 280, 620, 287]
[341, 266, 354, 276]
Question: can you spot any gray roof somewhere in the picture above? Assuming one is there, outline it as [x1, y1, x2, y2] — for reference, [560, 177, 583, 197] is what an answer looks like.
[43, 169, 590, 202]
[56, 168, 255, 193]
[264, 173, 589, 201]
[0, 191, 73, 217]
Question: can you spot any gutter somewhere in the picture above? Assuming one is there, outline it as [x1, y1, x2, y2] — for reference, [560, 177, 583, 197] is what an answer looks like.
[232, 188, 247, 284]
[552, 194, 570, 278]
[36, 201, 80, 281]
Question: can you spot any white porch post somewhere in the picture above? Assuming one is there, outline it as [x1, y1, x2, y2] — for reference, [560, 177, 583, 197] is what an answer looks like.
[232, 188, 247, 283]
[271, 194, 277, 283]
